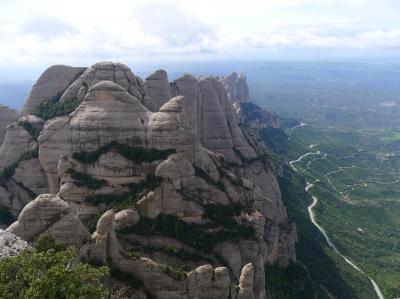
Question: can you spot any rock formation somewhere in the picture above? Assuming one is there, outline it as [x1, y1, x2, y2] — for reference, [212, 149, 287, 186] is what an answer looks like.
[20, 65, 86, 116]
[1, 61, 296, 298]
[0, 105, 17, 145]
[220, 72, 250, 103]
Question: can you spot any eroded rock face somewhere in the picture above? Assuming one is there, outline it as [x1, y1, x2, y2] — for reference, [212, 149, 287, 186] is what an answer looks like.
[0, 115, 48, 219]
[144, 70, 172, 110]
[3, 61, 297, 299]
[59, 62, 157, 111]
[6, 194, 90, 248]
[0, 122, 36, 171]
[236, 102, 281, 130]
[20, 65, 86, 116]
[0, 106, 17, 145]
[220, 72, 250, 103]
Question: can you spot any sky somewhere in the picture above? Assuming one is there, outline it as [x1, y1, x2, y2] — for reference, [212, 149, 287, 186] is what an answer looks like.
[1, 0, 400, 73]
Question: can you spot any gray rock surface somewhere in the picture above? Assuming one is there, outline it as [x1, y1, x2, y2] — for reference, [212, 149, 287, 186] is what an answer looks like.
[0, 230, 29, 260]
[2, 61, 297, 299]
[238, 263, 255, 299]
[220, 72, 250, 103]
[0, 106, 17, 145]
[59, 62, 157, 111]
[20, 65, 85, 116]
[0, 122, 36, 171]
[144, 70, 172, 110]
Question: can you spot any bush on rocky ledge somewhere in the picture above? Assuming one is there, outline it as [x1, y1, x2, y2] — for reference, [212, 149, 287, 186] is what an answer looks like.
[0, 236, 109, 299]
[72, 142, 176, 164]
[86, 174, 162, 210]
[33, 97, 80, 121]
[119, 213, 255, 252]
[67, 169, 107, 189]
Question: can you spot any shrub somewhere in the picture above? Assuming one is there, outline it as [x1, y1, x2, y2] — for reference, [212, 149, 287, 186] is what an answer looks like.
[86, 174, 162, 210]
[0, 240, 109, 299]
[264, 262, 317, 299]
[35, 235, 67, 253]
[67, 169, 107, 189]
[203, 203, 242, 228]
[142, 244, 207, 262]
[72, 142, 176, 164]
[160, 264, 187, 280]
[33, 98, 80, 121]
[81, 213, 102, 234]
[19, 121, 41, 139]
[119, 213, 255, 252]
[194, 166, 226, 192]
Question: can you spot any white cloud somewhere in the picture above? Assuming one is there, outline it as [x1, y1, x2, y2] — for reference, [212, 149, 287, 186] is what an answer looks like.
[0, 0, 399, 65]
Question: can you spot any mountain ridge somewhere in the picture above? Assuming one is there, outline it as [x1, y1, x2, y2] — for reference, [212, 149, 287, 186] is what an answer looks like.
[0, 61, 297, 298]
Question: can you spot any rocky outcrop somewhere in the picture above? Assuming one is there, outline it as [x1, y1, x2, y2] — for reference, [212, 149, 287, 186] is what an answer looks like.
[238, 263, 255, 299]
[0, 114, 47, 219]
[144, 70, 172, 110]
[220, 73, 250, 103]
[6, 194, 90, 248]
[0, 122, 36, 171]
[2, 61, 297, 298]
[0, 105, 17, 145]
[59, 62, 157, 111]
[0, 230, 29, 260]
[236, 102, 281, 129]
[20, 65, 86, 116]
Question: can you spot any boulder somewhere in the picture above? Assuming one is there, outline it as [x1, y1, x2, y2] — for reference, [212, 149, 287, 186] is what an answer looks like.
[6, 194, 69, 241]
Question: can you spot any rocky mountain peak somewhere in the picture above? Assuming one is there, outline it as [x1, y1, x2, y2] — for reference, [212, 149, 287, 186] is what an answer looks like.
[220, 72, 250, 103]
[0, 61, 296, 298]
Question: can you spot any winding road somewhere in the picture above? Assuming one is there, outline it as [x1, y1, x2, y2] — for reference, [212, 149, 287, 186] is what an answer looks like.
[290, 152, 385, 299]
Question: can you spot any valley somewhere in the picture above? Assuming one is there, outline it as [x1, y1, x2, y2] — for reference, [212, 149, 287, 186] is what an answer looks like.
[278, 125, 400, 298]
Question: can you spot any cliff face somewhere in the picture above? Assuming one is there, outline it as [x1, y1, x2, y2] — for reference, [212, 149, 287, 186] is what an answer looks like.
[220, 72, 250, 103]
[0, 106, 17, 145]
[0, 62, 296, 298]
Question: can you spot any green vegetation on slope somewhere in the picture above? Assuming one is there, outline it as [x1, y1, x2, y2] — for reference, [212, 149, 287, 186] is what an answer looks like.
[86, 174, 162, 210]
[72, 142, 176, 164]
[33, 98, 80, 121]
[284, 125, 400, 298]
[279, 166, 374, 298]
[18, 121, 41, 139]
[119, 213, 255, 252]
[0, 236, 108, 299]
[264, 262, 316, 299]
[67, 169, 107, 189]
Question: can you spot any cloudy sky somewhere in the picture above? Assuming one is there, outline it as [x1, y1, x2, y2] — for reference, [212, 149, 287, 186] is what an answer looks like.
[1, 0, 400, 68]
